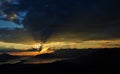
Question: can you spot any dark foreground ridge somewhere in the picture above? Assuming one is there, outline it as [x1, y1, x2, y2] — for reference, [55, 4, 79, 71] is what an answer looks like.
[0, 53, 20, 62]
[0, 48, 120, 73]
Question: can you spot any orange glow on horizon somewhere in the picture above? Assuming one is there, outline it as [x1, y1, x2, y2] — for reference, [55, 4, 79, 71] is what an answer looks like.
[8, 51, 41, 56]
[1, 39, 120, 56]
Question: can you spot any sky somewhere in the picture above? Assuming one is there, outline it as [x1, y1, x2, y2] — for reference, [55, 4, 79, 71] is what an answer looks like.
[0, 0, 120, 50]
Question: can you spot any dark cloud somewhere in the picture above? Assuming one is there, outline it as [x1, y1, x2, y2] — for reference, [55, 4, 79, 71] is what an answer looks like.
[0, 0, 120, 43]
[22, 0, 120, 42]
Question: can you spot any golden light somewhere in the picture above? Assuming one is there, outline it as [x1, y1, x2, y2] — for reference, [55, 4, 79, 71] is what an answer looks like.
[1, 39, 120, 56]
[0, 41, 34, 50]
[9, 51, 41, 56]
[33, 43, 50, 53]
[34, 43, 40, 50]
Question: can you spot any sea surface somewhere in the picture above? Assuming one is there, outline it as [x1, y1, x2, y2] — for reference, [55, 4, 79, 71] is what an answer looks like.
[0, 57, 66, 64]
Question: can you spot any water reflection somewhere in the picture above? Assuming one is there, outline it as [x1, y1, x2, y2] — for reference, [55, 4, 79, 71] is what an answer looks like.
[0, 57, 65, 64]
[23, 58, 64, 64]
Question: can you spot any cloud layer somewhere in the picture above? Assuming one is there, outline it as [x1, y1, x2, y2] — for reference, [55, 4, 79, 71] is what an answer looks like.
[0, 0, 120, 45]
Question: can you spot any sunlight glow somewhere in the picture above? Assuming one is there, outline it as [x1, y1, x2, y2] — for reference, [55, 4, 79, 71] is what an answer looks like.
[38, 39, 120, 53]
[0, 42, 34, 50]
[1, 39, 120, 56]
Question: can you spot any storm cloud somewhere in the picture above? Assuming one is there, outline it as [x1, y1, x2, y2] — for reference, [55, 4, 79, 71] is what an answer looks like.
[0, 0, 120, 43]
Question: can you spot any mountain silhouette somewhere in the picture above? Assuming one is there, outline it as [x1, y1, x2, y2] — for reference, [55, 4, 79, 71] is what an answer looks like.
[0, 53, 20, 62]
[51, 48, 120, 64]
[34, 48, 120, 64]
[34, 48, 97, 58]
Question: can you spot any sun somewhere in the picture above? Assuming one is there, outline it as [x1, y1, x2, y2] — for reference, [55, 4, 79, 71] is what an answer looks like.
[34, 43, 41, 51]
